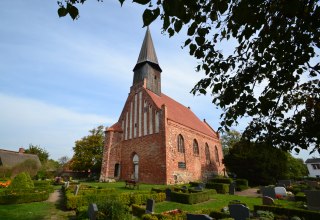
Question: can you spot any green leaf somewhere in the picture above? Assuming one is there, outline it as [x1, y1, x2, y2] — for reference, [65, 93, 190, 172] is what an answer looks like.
[58, 7, 68, 18]
[118, 0, 125, 6]
[174, 20, 183, 33]
[133, 0, 150, 5]
[67, 4, 79, 20]
[142, 8, 160, 27]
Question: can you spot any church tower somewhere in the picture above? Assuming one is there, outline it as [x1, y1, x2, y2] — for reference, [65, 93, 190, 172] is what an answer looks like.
[132, 27, 162, 96]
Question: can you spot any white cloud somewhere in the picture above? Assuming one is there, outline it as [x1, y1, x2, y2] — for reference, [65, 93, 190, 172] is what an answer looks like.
[0, 93, 114, 160]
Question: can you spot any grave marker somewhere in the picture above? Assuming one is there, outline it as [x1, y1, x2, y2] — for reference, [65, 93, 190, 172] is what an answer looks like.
[305, 190, 320, 211]
[145, 199, 155, 214]
[186, 213, 213, 220]
[74, 184, 80, 196]
[262, 196, 275, 205]
[88, 203, 98, 220]
[228, 204, 250, 220]
[261, 186, 276, 199]
[275, 186, 287, 197]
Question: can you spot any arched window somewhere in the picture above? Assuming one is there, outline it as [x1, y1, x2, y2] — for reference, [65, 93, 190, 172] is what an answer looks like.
[215, 145, 220, 163]
[193, 139, 199, 156]
[205, 143, 211, 164]
[177, 134, 185, 153]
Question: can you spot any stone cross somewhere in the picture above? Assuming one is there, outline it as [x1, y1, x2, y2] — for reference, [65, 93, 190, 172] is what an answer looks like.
[145, 199, 155, 214]
[88, 203, 98, 220]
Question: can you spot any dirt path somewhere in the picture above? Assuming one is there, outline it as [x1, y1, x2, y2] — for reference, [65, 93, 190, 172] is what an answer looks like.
[47, 189, 62, 203]
[235, 188, 260, 197]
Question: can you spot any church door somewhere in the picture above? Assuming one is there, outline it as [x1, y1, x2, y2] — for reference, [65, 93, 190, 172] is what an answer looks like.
[133, 154, 139, 181]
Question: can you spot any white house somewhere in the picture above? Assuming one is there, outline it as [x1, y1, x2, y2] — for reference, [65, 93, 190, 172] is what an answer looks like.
[305, 158, 320, 178]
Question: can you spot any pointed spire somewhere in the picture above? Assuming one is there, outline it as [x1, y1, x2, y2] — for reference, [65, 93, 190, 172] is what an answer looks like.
[133, 27, 161, 72]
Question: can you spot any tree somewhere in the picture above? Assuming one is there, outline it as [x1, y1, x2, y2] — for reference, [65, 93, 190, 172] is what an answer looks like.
[57, 0, 320, 154]
[71, 125, 104, 175]
[221, 129, 241, 155]
[24, 144, 49, 163]
[223, 141, 308, 185]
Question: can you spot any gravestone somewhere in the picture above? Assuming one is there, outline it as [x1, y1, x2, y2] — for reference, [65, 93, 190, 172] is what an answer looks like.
[65, 181, 69, 189]
[186, 213, 213, 220]
[88, 203, 98, 220]
[262, 196, 275, 205]
[229, 182, 236, 195]
[275, 186, 287, 197]
[277, 180, 291, 188]
[261, 186, 276, 199]
[74, 184, 80, 196]
[145, 199, 155, 214]
[305, 190, 320, 211]
[228, 204, 250, 220]
[165, 188, 171, 201]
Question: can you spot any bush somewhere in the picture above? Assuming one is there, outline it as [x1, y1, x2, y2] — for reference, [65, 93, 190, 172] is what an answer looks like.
[235, 178, 249, 191]
[132, 204, 146, 218]
[294, 192, 306, 202]
[209, 210, 231, 219]
[0, 191, 49, 204]
[9, 172, 34, 190]
[254, 205, 320, 219]
[170, 190, 216, 204]
[210, 178, 233, 184]
[96, 199, 131, 220]
[205, 183, 229, 194]
[151, 188, 166, 193]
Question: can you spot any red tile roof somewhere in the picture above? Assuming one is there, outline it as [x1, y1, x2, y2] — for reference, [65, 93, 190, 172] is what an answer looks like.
[146, 89, 218, 138]
[107, 122, 123, 132]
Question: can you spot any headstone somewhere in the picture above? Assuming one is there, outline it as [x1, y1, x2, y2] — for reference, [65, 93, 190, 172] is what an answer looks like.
[305, 190, 320, 211]
[229, 182, 236, 195]
[74, 184, 80, 196]
[88, 203, 98, 220]
[277, 180, 292, 188]
[186, 213, 213, 220]
[165, 188, 171, 201]
[275, 186, 287, 197]
[262, 196, 275, 205]
[261, 186, 276, 199]
[145, 199, 155, 214]
[228, 204, 250, 220]
[65, 181, 69, 189]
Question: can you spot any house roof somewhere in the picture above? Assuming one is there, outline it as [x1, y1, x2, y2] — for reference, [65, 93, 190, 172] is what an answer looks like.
[107, 122, 123, 132]
[146, 89, 218, 138]
[305, 158, 320, 164]
[0, 149, 41, 168]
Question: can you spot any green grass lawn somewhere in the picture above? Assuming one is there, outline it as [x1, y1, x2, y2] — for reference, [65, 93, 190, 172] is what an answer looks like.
[0, 201, 75, 220]
[154, 194, 299, 213]
[79, 180, 167, 193]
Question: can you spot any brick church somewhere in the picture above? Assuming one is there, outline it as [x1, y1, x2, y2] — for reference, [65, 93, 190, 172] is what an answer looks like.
[100, 28, 225, 184]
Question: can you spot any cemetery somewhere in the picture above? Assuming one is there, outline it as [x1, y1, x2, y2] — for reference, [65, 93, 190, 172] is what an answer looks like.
[1, 171, 320, 219]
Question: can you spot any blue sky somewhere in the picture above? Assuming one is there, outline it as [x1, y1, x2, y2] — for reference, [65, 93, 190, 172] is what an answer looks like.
[0, 0, 318, 161]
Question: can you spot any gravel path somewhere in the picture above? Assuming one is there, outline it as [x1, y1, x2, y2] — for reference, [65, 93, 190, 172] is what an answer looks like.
[235, 188, 260, 197]
[47, 189, 62, 203]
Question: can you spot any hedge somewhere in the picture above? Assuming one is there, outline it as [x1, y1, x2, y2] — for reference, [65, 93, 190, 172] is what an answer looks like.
[0, 191, 49, 204]
[210, 178, 233, 184]
[235, 178, 249, 191]
[254, 205, 320, 219]
[205, 183, 229, 194]
[209, 210, 231, 219]
[294, 192, 306, 202]
[65, 191, 166, 210]
[170, 190, 216, 204]
[132, 204, 146, 218]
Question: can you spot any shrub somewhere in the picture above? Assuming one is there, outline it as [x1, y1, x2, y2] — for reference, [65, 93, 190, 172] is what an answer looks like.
[205, 182, 229, 194]
[0, 191, 49, 204]
[151, 188, 166, 193]
[254, 205, 320, 219]
[294, 192, 306, 202]
[170, 190, 216, 204]
[209, 210, 231, 219]
[235, 179, 248, 186]
[9, 172, 34, 190]
[132, 204, 146, 218]
[96, 199, 131, 220]
[210, 178, 233, 184]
